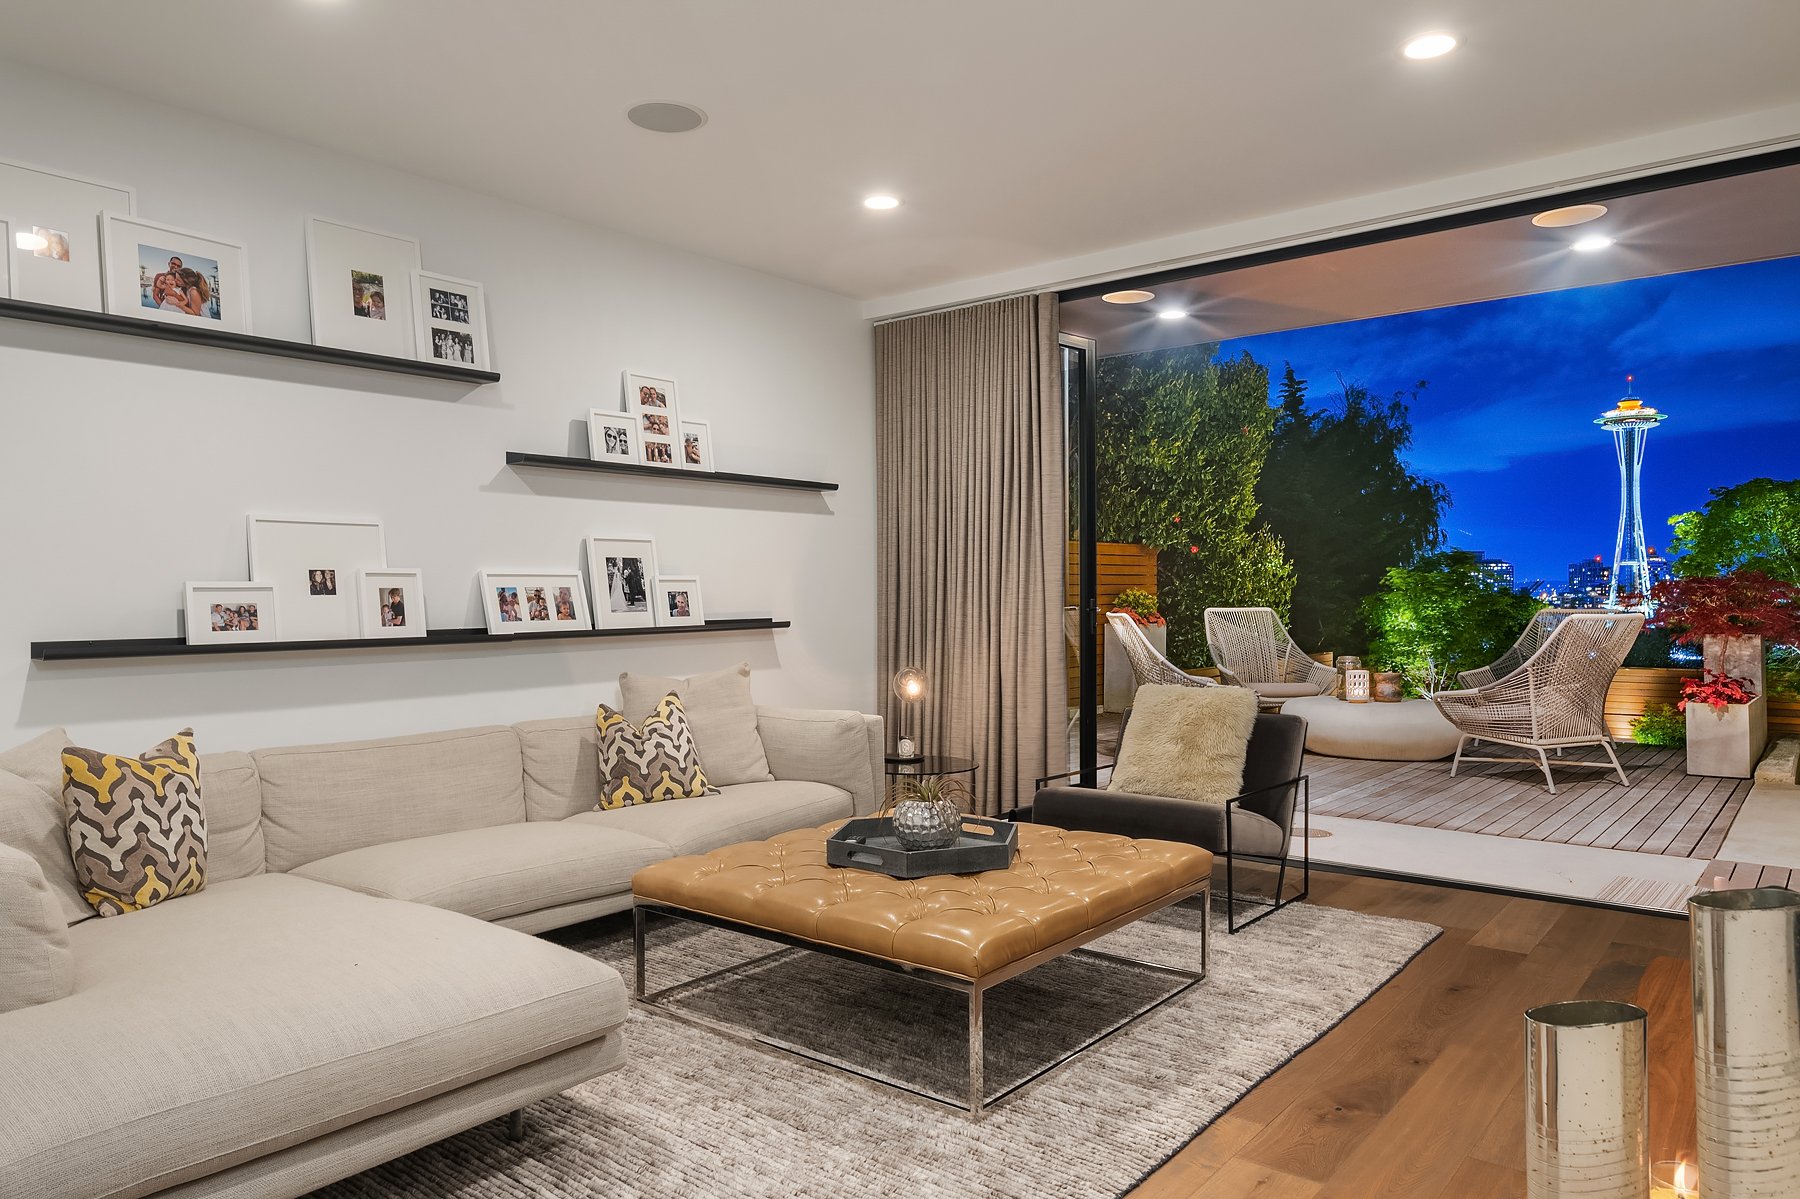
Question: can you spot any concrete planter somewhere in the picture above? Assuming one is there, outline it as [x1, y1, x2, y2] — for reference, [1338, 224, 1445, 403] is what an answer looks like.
[1686, 694, 1769, 779]
[1104, 620, 1165, 712]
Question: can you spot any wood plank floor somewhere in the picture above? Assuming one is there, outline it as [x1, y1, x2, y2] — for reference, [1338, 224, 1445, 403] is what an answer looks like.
[1308, 744, 1752, 859]
[1133, 868, 1695, 1198]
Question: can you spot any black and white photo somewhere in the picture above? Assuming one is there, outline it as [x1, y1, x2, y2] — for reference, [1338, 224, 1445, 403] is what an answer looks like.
[412, 270, 491, 370]
[430, 328, 475, 363]
[429, 286, 471, 323]
[585, 537, 659, 629]
[588, 410, 638, 462]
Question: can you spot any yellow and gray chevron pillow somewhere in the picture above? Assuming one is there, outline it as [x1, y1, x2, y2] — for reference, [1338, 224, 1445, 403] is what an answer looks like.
[596, 693, 716, 810]
[62, 729, 208, 917]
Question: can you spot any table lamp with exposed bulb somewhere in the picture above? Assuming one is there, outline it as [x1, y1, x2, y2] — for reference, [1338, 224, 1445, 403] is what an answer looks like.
[890, 666, 926, 762]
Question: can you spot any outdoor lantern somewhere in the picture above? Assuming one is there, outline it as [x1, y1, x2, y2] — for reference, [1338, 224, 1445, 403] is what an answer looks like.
[1344, 668, 1372, 703]
[890, 667, 926, 761]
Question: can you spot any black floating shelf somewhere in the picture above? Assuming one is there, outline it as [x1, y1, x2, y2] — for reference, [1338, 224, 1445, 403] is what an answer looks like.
[31, 618, 789, 662]
[506, 451, 838, 493]
[0, 296, 501, 385]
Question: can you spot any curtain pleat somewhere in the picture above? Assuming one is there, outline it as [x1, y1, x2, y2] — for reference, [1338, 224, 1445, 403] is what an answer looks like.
[875, 294, 1065, 816]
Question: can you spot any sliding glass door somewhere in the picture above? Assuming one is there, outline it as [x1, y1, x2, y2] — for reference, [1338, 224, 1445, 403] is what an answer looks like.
[1061, 333, 1099, 786]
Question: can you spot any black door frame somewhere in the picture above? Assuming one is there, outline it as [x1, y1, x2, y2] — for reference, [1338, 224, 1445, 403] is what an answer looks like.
[1059, 332, 1100, 786]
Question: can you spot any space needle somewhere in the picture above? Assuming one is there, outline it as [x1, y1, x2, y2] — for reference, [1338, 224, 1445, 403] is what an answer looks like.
[1594, 376, 1668, 612]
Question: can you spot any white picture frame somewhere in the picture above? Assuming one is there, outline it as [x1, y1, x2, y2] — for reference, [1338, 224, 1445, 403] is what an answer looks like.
[1, 158, 136, 310]
[412, 270, 490, 370]
[585, 536, 659, 629]
[0, 219, 10, 299]
[304, 216, 421, 357]
[587, 410, 639, 463]
[655, 576, 705, 628]
[101, 212, 251, 334]
[246, 516, 387, 642]
[679, 418, 714, 471]
[356, 568, 426, 640]
[622, 370, 682, 469]
[184, 581, 278, 646]
[479, 570, 591, 635]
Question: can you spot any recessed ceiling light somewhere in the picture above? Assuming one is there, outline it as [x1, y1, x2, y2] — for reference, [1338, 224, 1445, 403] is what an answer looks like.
[862, 194, 901, 210]
[1156, 308, 1187, 321]
[1533, 203, 1609, 228]
[1101, 289, 1156, 305]
[1572, 234, 1615, 253]
[1402, 32, 1458, 59]
[13, 230, 48, 252]
[626, 101, 707, 134]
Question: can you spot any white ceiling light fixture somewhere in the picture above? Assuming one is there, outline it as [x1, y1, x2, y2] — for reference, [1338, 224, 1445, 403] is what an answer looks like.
[626, 101, 707, 134]
[1101, 289, 1156, 304]
[1156, 308, 1187, 321]
[1532, 203, 1609, 228]
[1572, 234, 1616, 253]
[862, 194, 901, 211]
[1402, 32, 1458, 60]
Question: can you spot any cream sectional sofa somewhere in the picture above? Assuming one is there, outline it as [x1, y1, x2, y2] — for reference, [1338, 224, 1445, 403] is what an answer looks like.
[0, 705, 882, 1199]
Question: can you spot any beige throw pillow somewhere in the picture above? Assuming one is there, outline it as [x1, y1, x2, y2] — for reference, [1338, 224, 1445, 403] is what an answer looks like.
[619, 662, 773, 787]
[0, 727, 93, 926]
[1108, 684, 1259, 805]
[0, 843, 75, 1013]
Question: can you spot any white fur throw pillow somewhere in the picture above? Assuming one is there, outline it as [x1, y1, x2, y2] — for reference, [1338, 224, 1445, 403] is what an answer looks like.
[1108, 684, 1259, 805]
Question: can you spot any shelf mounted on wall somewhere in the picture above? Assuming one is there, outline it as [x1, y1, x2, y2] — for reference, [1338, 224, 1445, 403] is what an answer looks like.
[504, 451, 837, 493]
[0, 296, 501, 385]
[30, 618, 790, 662]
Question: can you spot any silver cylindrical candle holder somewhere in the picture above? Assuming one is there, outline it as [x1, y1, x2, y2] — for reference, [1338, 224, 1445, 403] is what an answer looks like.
[1689, 887, 1800, 1197]
[1525, 1000, 1649, 1199]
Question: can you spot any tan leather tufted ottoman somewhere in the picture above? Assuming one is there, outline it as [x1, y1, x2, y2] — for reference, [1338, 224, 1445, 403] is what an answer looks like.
[630, 820, 1213, 1115]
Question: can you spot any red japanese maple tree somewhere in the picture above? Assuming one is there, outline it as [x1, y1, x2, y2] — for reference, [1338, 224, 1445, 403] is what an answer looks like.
[1649, 570, 1800, 645]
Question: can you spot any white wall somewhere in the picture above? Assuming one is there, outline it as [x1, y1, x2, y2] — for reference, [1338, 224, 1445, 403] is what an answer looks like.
[0, 65, 876, 753]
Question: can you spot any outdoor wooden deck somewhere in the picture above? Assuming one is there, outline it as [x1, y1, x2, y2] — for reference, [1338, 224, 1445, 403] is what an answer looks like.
[1307, 744, 1752, 860]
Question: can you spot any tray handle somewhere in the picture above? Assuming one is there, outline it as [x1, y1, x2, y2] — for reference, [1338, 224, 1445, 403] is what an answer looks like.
[846, 851, 885, 867]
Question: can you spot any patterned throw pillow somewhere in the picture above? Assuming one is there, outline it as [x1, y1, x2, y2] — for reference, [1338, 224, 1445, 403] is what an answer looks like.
[62, 730, 208, 917]
[596, 693, 715, 810]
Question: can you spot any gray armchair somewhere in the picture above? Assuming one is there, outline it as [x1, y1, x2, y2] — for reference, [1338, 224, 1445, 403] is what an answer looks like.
[1033, 711, 1309, 932]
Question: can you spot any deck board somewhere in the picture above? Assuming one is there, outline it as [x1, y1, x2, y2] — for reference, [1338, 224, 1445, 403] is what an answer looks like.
[1309, 744, 1753, 859]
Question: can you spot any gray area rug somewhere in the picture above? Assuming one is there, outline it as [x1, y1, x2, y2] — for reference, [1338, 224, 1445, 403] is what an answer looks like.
[312, 899, 1438, 1199]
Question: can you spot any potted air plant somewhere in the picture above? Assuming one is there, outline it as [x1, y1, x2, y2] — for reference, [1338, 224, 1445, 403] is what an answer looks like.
[1651, 570, 1800, 778]
[1105, 587, 1167, 711]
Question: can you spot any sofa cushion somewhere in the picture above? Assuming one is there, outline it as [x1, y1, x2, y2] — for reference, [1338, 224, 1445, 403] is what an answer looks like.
[516, 714, 600, 821]
[62, 729, 207, 917]
[198, 751, 265, 882]
[619, 662, 773, 786]
[256, 725, 525, 872]
[756, 707, 881, 817]
[597, 694, 714, 809]
[1110, 683, 1259, 805]
[0, 728, 91, 926]
[291, 822, 670, 921]
[0, 843, 73, 1014]
[0, 873, 626, 1199]
[568, 779, 854, 857]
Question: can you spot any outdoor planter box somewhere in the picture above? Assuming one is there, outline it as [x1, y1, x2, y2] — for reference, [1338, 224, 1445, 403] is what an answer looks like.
[1686, 694, 1769, 779]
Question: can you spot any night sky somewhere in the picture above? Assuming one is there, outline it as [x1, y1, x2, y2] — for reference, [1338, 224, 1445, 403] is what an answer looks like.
[1217, 254, 1800, 589]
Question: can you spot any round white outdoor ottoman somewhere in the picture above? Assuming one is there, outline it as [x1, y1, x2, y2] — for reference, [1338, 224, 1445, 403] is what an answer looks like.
[1279, 694, 1462, 761]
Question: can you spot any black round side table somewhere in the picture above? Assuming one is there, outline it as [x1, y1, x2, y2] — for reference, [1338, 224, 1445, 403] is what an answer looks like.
[883, 755, 977, 809]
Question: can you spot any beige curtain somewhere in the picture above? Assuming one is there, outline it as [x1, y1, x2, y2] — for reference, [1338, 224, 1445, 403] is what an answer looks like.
[876, 294, 1065, 816]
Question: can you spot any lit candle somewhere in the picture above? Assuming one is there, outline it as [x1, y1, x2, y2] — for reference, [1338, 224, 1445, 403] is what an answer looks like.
[1344, 668, 1371, 703]
[1650, 1160, 1698, 1199]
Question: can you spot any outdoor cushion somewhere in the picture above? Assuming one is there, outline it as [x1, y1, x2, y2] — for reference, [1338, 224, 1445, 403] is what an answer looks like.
[0, 873, 626, 1199]
[0, 843, 73, 1014]
[62, 729, 207, 917]
[291, 821, 670, 921]
[569, 780, 853, 857]
[1110, 683, 1259, 805]
[619, 662, 773, 786]
[1249, 681, 1327, 699]
[255, 725, 525, 872]
[0, 728, 91, 926]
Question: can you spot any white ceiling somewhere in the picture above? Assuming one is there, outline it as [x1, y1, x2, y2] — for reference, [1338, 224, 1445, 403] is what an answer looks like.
[1062, 162, 1800, 355]
[3, 0, 1798, 305]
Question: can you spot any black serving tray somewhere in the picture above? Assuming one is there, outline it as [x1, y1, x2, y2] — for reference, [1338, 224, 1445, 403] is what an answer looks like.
[826, 816, 1019, 879]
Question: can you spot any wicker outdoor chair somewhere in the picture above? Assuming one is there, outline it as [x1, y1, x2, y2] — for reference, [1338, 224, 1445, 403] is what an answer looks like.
[1431, 611, 1644, 793]
[1458, 608, 1582, 689]
[1203, 607, 1337, 704]
[1105, 611, 1217, 690]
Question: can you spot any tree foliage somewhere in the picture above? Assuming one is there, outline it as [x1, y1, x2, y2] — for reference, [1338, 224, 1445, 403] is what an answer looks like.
[1362, 550, 1544, 694]
[1094, 346, 1294, 666]
[1257, 368, 1449, 655]
[1667, 477, 1800, 582]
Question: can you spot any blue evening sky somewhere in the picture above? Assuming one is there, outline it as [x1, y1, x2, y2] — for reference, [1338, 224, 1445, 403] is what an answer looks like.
[1217, 254, 1800, 589]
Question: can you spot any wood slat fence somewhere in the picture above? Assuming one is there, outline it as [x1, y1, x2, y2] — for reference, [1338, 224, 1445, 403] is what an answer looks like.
[1063, 542, 1159, 703]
